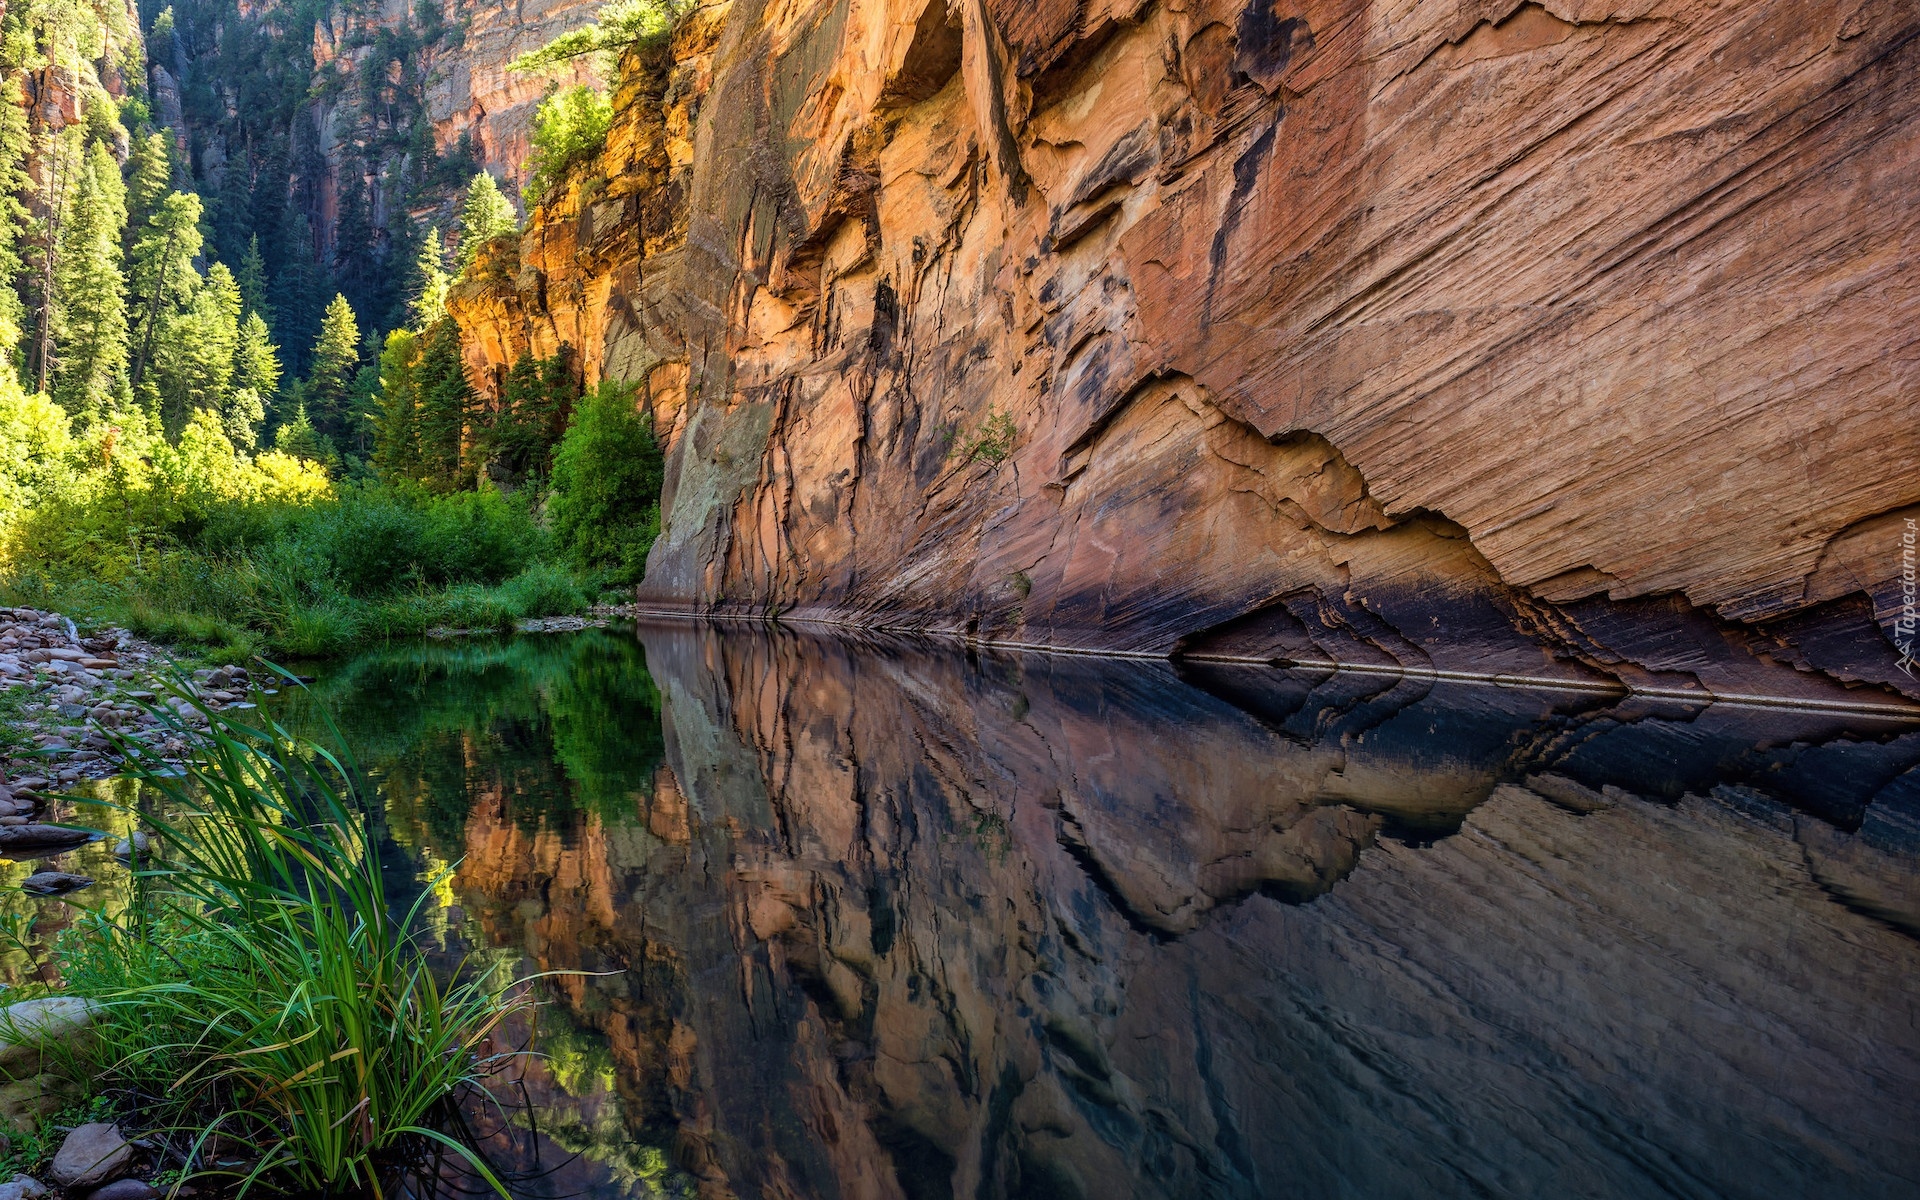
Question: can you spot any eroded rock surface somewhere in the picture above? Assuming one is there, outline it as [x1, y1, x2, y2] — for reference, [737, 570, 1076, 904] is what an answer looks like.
[452, 0, 1920, 708]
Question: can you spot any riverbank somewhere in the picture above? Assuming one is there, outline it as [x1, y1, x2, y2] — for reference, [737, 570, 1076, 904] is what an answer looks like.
[0, 607, 257, 790]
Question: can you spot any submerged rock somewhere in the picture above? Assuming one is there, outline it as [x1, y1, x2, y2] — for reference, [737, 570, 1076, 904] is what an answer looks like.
[20, 872, 91, 895]
[49, 1124, 132, 1189]
[0, 826, 95, 850]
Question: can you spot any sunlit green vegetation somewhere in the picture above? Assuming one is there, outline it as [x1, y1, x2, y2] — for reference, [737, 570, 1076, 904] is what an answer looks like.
[30, 701, 524, 1194]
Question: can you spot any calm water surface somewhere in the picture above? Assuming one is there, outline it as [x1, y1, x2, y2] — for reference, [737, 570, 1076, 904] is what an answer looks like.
[73, 623, 1920, 1199]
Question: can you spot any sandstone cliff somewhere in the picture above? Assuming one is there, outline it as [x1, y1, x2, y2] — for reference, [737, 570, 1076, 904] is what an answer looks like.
[450, 0, 1920, 708]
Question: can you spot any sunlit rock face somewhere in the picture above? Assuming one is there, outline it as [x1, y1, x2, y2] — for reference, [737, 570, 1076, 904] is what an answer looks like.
[379, 624, 1920, 1200]
[449, 0, 1920, 708]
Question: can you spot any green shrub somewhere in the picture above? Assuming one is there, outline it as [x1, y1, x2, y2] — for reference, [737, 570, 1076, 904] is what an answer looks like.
[546, 381, 663, 583]
[524, 85, 614, 205]
[305, 490, 429, 595]
[497, 561, 586, 617]
[417, 487, 542, 584]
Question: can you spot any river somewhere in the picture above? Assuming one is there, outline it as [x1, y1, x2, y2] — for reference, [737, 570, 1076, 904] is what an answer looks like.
[25, 621, 1920, 1199]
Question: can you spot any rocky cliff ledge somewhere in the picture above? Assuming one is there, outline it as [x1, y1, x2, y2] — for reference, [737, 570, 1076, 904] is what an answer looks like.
[449, 0, 1920, 708]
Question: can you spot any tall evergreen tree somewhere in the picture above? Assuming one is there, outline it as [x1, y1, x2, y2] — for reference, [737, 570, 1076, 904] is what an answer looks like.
[332, 158, 377, 317]
[0, 61, 33, 376]
[128, 189, 204, 396]
[412, 318, 471, 488]
[51, 139, 130, 418]
[123, 130, 173, 250]
[155, 260, 240, 429]
[269, 209, 325, 370]
[409, 228, 450, 328]
[211, 140, 254, 265]
[305, 293, 360, 445]
[236, 234, 272, 328]
[455, 171, 516, 271]
[226, 309, 279, 449]
[369, 327, 419, 479]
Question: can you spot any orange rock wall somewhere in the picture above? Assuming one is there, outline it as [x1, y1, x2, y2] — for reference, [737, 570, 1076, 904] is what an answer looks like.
[451, 0, 1920, 706]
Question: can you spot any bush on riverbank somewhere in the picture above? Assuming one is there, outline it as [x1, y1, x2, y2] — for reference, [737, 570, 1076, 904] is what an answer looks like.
[1, 417, 608, 658]
[40, 700, 521, 1194]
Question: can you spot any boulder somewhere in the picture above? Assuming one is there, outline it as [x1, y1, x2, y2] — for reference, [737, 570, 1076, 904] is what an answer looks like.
[20, 872, 91, 895]
[49, 1124, 132, 1189]
[0, 1174, 48, 1200]
[0, 1075, 80, 1132]
[85, 1180, 154, 1200]
[0, 998, 98, 1078]
[0, 826, 96, 850]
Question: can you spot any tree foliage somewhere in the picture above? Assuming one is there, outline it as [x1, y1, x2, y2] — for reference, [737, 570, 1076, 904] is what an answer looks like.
[455, 172, 517, 271]
[507, 0, 688, 76]
[546, 380, 662, 581]
[523, 85, 613, 206]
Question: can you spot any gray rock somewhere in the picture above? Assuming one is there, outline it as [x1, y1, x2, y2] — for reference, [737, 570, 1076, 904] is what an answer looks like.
[0, 826, 94, 849]
[0, 1174, 49, 1200]
[112, 833, 152, 860]
[0, 1074, 78, 1130]
[84, 1179, 154, 1200]
[49, 1123, 132, 1189]
[20, 872, 91, 895]
[0, 997, 99, 1075]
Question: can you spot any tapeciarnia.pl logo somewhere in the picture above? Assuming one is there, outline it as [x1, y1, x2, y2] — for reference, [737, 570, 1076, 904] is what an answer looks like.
[1900, 517, 1917, 678]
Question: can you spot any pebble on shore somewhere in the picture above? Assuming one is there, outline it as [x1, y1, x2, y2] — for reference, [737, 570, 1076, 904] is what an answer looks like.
[0, 608, 257, 787]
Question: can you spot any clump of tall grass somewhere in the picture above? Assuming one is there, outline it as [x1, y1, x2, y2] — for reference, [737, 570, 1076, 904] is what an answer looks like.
[58, 691, 521, 1195]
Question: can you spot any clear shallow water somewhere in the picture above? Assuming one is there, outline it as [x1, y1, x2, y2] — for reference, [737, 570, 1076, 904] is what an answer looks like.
[34, 622, 1920, 1199]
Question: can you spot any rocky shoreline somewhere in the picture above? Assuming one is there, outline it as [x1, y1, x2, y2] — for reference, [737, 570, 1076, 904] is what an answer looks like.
[0, 608, 264, 790]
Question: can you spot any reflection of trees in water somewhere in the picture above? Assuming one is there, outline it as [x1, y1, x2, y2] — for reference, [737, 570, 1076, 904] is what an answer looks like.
[279, 632, 666, 843]
[276, 631, 690, 1199]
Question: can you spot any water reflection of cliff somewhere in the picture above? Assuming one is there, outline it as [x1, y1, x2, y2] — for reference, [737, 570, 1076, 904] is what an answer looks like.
[313, 625, 1920, 1200]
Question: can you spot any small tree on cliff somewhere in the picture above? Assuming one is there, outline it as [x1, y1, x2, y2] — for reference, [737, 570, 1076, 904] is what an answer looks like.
[523, 86, 613, 206]
[455, 173, 516, 273]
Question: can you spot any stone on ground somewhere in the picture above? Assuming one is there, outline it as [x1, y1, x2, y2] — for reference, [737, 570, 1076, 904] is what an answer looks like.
[49, 1124, 133, 1189]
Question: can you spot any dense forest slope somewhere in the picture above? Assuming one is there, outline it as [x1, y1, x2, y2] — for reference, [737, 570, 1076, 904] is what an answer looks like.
[450, 0, 1920, 710]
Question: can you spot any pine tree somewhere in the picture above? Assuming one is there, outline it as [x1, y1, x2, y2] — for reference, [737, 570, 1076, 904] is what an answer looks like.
[370, 327, 419, 479]
[51, 139, 131, 419]
[409, 228, 451, 328]
[123, 130, 173, 252]
[332, 160, 376, 316]
[236, 234, 273, 328]
[270, 209, 325, 370]
[211, 141, 253, 266]
[235, 310, 281, 403]
[456, 171, 516, 271]
[128, 190, 204, 392]
[412, 318, 472, 488]
[305, 293, 360, 445]
[157, 260, 241, 426]
[0, 62, 33, 376]
[232, 308, 284, 449]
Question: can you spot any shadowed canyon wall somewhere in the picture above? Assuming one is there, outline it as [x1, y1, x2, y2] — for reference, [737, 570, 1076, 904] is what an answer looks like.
[449, 0, 1920, 708]
[399, 623, 1920, 1200]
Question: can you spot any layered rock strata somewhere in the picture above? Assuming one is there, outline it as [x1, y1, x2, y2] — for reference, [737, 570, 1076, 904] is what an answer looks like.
[450, 0, 1920, 708]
